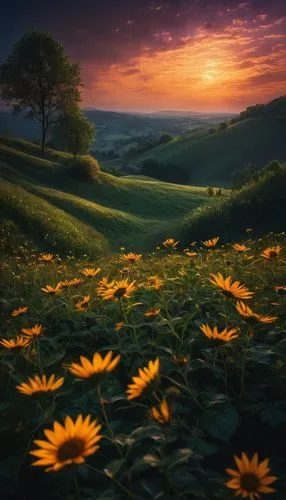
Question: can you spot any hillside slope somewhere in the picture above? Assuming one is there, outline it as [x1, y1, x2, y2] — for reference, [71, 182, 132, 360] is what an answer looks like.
[132, 115, 286, 186]
[0, 136, 214, 255]
[180, 161, 286, 243]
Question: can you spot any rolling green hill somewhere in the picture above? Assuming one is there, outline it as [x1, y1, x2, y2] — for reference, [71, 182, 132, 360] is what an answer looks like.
[180, 160, 286, 243]
[132, 115, 286, 186]
[0, 136, 216, 256]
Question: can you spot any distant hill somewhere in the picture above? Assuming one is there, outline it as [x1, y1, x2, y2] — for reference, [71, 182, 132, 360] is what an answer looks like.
[132, 113, 286, 186]
[0, 136, 216, 255]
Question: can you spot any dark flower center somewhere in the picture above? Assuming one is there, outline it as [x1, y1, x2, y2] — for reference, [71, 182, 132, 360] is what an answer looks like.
[114, 287, 127, 298]
[240, 473, 260, 492]
[57, 438, 85, 462]
[269, 251, 278, 258]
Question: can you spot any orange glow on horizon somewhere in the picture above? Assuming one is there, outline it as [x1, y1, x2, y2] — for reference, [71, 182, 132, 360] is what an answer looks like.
[82, 19, 286, 113]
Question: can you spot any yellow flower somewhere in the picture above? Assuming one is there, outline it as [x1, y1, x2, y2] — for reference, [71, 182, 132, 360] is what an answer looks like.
[200, 324, 239, 342]
[60, 278, 83, 288]
[0, 336, 32, 349]
[146, 275, 164, 290]
[68, 351, 121, 379]
[261, 245, 282, 259]
[233, 244, 250, 252]
[127, 358, 160, 400]
[16, 374, 64, 395]
[274, 285, 286, 295]
[172, 354, 189, 366]
[235, 301, 278, 324]
[185, 251, 197, 257]
[121, 252, 142, 263]
[150, 399, 172, 424]
[115, 320, 125, 331]
[162, 238, 179, 248]
[10, 306, 28, 317]
[75, 295, 91, 311]
[210, 273, 253, 300]
[30, 414, 102, 472]
[225, 452, 277, 499]
[202, 237, 219, 248]
[144, 307, 161, 317]
[39, 253, 54, 262]
[41, 283, 62, 294]
[96, 277, 115, 296]
[81, 267, 101, 277]
[21, 324, 44, 338]
[99, 278, 137, 301]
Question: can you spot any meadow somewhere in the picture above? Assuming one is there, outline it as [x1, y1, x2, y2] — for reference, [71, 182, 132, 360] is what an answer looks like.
[1, 231, 286, 499]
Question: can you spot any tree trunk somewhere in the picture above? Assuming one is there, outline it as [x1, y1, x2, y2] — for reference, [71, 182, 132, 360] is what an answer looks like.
[41, 122, 46, 157]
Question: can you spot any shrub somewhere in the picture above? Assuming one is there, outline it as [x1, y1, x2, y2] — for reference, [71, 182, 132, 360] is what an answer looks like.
[207, 187, 215, 197]
[66, 155, 100, 181]
[216, 188, 222, 196]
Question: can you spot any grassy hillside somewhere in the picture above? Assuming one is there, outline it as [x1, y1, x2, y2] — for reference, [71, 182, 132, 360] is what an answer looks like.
[0, 136, 215, 256]
[132, 115, 286, 186]
[180, 161, 286, 243]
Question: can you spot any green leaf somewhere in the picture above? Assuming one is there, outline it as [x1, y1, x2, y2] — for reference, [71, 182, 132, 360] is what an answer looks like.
[202, 407, 239, 442]
[166, 448, 193, 470]
[260, 408, 286, 428]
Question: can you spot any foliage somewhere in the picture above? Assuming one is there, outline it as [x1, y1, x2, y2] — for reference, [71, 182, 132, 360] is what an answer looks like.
[50, 107, 95, 156]
[0, 232, 286, 499]
[66, 155, 100, 181]
[140, 158, 189, 184]
[181, 162, 286, 243]
[0, 30, 81, 155]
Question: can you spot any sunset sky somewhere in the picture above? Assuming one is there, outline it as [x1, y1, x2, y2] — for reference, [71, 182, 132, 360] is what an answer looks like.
[1, 0, 285, 112]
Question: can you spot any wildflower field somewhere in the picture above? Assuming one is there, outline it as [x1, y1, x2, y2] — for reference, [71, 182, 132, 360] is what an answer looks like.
[1, 233, 286, 500]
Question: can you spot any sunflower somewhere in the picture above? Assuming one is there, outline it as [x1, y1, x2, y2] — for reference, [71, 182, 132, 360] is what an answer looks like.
[121, 252, 142, 263]
[99, 278, 137, 301]
[10, 306, 28, 317]
[150, 399, 172, 424]
[233, 244, 250, 252]
[144, 307, 161, 317]
[162, 238, 179, 248]
[235, 301, 278, 324]
[146, 275, 164, 290]
[21, 324, 44, 338]
[225, 452, 277, 499]
[75, 295, 91, 311]
[39, 253, 54, 262]
[30, 414, 102, 472]
[200, 324, 240, 342]
[0, 336, 32, 349]
[202, 237, 219, 248]
[210, 273, 253, 300]
[274, 285, 286, 295]
[115, 320, 125, 331]
[81, 267, 101, 277]
[16, 374, 64, 395]
[41, 283, 62, 294]
[185, 251, 197, 257]
[68, 351, 121, 379]
[261, 245, 282, 259]
[60, 278, 83, 288]
[127, 358, 160, 400]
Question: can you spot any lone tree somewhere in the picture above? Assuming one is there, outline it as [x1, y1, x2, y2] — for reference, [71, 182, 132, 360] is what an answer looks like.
[0, 30, 81, 156]
[50, 107, 95, 156]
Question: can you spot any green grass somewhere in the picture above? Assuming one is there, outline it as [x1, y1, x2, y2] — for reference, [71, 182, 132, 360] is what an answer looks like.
[1, 233, 286, 499]
[0, 136, 215, 255]
[180, 162, 286, 244]
[132, 115, 286, 186]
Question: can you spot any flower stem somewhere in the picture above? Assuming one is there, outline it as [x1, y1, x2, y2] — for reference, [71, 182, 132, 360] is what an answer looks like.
[85, 464, 137, 499]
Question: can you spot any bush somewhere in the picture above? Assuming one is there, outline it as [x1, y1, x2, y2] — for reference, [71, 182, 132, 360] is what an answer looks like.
[207, 187, 214, 197]
[66, 155, 100, 181]
[218, 122, 227, 131]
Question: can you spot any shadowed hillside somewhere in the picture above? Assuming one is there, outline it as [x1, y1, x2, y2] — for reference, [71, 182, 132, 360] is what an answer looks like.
[0, 136, 217, 255]
[132, 115, 286, 186]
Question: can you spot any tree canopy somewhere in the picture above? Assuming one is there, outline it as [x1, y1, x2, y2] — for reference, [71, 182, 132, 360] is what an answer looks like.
[0, 30, 81, 155]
